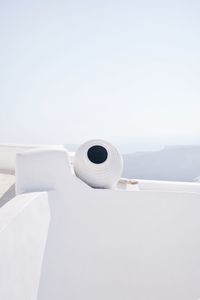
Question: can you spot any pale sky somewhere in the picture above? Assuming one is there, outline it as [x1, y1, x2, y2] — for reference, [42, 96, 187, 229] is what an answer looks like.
[0, 0, 200, 152]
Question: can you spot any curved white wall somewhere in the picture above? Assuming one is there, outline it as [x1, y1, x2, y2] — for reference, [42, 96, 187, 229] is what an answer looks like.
[0, 192, 50, 300]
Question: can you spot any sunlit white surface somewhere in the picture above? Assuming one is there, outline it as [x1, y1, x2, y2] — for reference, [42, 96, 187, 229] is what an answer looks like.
[13, 147, 200, 300]
[0, 192, 50, 300]
[0, 144, 200, 300]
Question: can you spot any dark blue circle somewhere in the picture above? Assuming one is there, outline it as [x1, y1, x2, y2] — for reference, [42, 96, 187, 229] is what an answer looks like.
[87, 145, 108, 164]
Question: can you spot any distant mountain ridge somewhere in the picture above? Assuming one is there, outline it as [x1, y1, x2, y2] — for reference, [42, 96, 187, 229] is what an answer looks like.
[123, 145, 200, 182]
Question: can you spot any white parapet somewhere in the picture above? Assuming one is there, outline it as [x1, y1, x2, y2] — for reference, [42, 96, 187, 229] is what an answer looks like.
[15, 148, 88, 195]
[0, 192, 50, 300]
[138, 179, 200, 193]
[0, 144, 65, 174]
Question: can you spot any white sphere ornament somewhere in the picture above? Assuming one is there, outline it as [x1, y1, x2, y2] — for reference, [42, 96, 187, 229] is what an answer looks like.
[74, 140, 123, 188]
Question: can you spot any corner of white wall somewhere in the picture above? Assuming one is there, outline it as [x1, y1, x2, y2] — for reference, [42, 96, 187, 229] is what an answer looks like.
[15, 148, 73, 195]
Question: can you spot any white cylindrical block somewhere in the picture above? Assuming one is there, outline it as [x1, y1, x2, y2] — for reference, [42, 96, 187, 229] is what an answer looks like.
[74, 140, 123, 188]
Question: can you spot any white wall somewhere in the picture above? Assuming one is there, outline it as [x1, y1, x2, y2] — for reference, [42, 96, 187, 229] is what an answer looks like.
[138, 179, 200, 193]
[0, 144, 65, 173]
[0, 192, 50, 300]
[38, 189, 200, 300]
[14, 148, 200, 300]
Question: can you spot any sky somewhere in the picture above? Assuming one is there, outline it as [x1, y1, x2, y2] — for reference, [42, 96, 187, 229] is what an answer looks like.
[0, 0, 200, 152]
